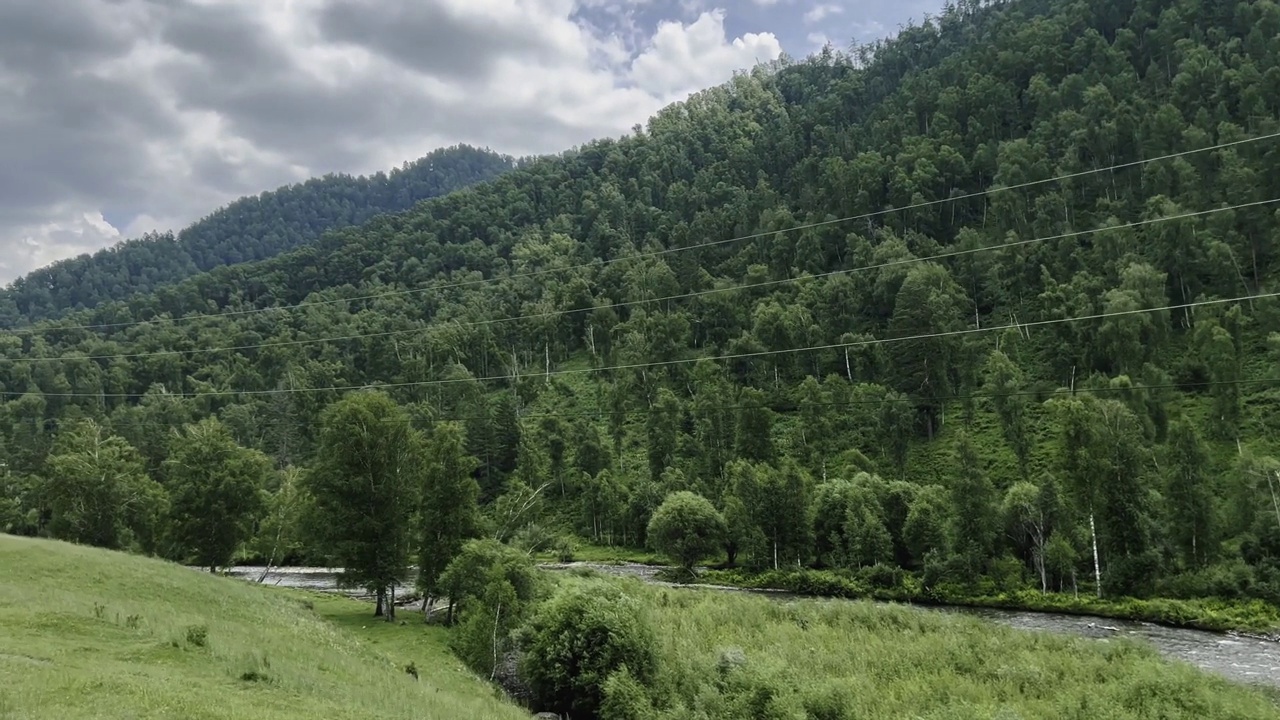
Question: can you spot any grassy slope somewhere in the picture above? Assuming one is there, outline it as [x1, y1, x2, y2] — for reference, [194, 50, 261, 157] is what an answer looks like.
[582, 575, 1280, 720]
[0, 535, 526, 720]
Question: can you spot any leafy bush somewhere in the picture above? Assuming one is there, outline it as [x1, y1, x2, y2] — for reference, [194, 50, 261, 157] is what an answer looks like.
[519, 582, 657, 719]
[185, 624, 209, 648]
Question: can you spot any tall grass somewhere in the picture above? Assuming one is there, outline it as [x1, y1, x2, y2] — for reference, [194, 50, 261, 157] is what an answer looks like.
[575, 576, 1280, 719]
[0, 534, 526, 720]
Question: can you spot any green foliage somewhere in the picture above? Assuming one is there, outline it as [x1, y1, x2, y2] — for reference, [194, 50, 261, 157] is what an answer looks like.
[646, 491, 726, 573]
[444, 541, 540, 679]
[164, 418, 273, 571]
[416, 421, 482, 602]
[616, 579, 1280, 719]
[437, 538, 542, 626]
[303, 392, 421, 617]
[519, 581, 658, 719]
[42, 420, 166, 552]
[4, 0, 1280, 640]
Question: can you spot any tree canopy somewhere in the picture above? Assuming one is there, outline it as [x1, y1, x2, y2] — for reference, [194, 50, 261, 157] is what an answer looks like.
[4, 0, 1280, 610]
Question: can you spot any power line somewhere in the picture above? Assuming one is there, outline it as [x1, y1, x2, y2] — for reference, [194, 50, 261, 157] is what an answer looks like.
[13, 130, 1280, 337]
[29, 197, 1280, 363]
[7, 290, 1275, 399]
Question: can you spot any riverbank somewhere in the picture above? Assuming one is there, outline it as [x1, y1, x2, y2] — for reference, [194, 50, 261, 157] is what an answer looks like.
[696, 567, 1280, 639]
[544, 572, 1280, 718]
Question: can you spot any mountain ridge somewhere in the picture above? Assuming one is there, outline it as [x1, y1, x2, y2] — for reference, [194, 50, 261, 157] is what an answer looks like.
[0, 144, 519, 327]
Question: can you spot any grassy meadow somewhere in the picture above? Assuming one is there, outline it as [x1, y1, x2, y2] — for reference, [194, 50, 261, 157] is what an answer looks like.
[558, 573, 1280, 720]
[0, 534, 526, 720]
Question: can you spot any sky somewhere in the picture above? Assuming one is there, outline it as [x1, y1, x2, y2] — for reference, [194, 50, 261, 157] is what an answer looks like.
[0, 0, 943, 284]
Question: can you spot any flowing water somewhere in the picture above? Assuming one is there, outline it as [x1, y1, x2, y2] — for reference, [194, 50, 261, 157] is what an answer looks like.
[224, 563, 1280, 689]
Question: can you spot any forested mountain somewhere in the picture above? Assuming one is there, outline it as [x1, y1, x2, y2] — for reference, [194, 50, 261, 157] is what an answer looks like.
[3, 0, 1280, 612]
[0, 145, 516, 327]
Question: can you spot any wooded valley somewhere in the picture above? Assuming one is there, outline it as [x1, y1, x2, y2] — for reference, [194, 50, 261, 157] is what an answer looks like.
[2, 0, 1280, 646]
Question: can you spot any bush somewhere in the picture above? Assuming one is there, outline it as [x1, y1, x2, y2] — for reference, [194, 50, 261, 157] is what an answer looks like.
[600, 665, 654, 720]
[520, 582, 657, 719]
[185, 624, 209, 648]
[857, 563, 906, 590]
[554, 535, 577, 563]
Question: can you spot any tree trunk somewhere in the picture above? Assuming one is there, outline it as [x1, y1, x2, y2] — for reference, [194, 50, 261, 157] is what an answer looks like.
[375, 587, 386, 617]
[773, 539, 779, 571]
[1267, 470, 1280, 531]
[1034, 546, 1047, 593]
[1089, 511, 1102, 598]
[489, 601, 503, 681]
[386, 586, 396, 622]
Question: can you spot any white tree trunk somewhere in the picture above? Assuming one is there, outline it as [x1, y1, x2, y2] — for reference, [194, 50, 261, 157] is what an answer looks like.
[1089, 510, 1101, 598]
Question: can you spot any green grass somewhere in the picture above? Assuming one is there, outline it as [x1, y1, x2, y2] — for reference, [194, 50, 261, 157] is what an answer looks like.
[563, 574, 1280, 719]
[698, 567, 1280, 636]
[533, 540, 671, 565]
[0, 534, 527, 720]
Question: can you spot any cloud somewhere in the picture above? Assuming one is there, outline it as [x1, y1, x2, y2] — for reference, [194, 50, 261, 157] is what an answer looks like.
[804, 3, 844, 24]
[0, 0, 789, 284]
[631, 10, 782, 99]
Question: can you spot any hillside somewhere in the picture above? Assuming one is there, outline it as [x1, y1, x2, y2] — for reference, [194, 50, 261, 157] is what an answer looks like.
[0, 534, 528, 720]
[2, 0, 1280, 622]
[0, 145, 516, 327]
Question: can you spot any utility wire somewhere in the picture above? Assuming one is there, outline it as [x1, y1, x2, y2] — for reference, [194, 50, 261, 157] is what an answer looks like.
[28, 197, 1280, 363]
[12, 130, 1280, 336]
[7, 290, 1275, 399]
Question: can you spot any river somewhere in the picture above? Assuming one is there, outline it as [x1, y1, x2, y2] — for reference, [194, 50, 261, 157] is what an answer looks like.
[224, 563, 1280, 689]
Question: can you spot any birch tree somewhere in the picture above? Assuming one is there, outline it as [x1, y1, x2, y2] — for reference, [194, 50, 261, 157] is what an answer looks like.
[305, 391, 422, 621]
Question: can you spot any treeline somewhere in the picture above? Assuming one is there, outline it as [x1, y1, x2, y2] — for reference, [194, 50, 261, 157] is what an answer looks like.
[0, 145, 516, 326]
[2, 0, 1280, 613]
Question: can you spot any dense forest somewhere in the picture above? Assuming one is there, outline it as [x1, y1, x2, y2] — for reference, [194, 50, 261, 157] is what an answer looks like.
[3, 0, 1280, 636]
[0, 145, 516, 327]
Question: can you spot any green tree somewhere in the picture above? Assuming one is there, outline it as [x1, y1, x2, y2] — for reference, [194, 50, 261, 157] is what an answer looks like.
[1002, 479, 1060, 592]
[416, 421, 482, 612]
[164, 418, 272, 572]
[438, 539, 542, 675]
[304, 391, 422, 620]
[949, 431, 997, 579]
[43, 420, 165, 551]
[887, 263, 968, 438]
[1165, 420, 1216, 568]
[646, 491, 726, 575]
[983, 349, 1031, 477]
[251, 466, 306, 572]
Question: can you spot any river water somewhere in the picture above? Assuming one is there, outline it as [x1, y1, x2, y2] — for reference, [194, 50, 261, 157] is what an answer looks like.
[224, 563, 1280, 689]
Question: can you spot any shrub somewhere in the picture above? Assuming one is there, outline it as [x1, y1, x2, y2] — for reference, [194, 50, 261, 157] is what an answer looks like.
[554, 535, 577, 563]
[520, 582, 657, 719]
[185, 624, 209, 648]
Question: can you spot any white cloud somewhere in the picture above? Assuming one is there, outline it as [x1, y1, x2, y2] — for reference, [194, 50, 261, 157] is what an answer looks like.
[630, 10, 782, 100]
[807, 32, 832, 49]
[2, 210, 122, 279]
[0, 0, 784, 284]
[804, 3, 844, 24]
